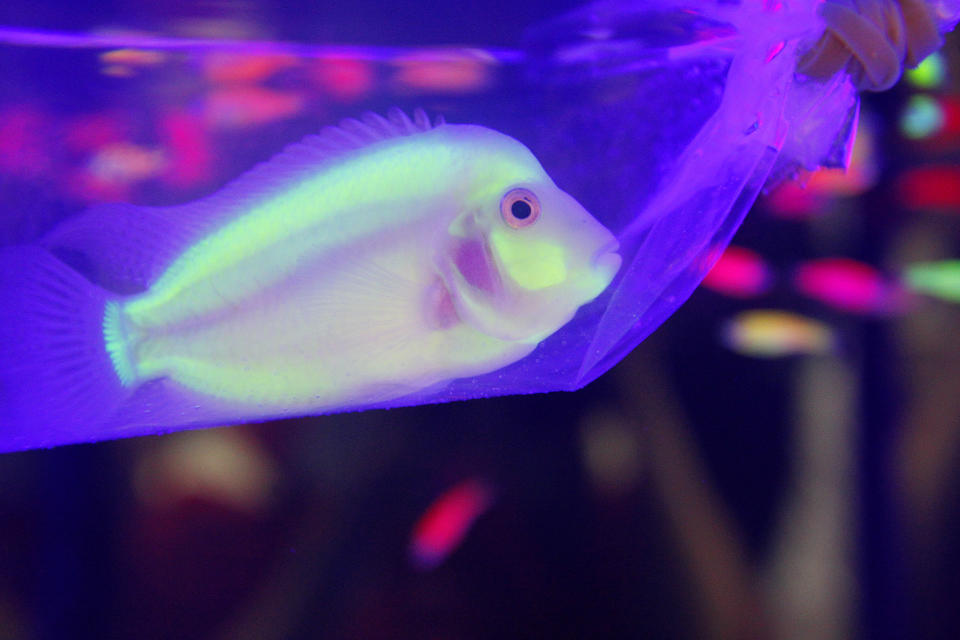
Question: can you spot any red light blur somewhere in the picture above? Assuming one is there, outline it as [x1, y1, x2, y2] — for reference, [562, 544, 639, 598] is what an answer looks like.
[409, 478, 494, 571]
[896, 166, 960, 211]
[701, 246, 772, 298]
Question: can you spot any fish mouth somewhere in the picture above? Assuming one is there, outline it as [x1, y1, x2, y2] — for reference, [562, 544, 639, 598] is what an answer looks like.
[592, 239, 620, 265]
[592, 240, 622, 285]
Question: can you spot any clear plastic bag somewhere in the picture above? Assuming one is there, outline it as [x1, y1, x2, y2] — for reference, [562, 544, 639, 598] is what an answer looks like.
[1, 0, 958, 449]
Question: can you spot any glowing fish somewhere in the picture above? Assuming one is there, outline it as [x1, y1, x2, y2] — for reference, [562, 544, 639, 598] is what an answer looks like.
[900, 95, 945, 140]
[409, 478, 494, 570]
[904, 52, 947, 89]
[67, 142, 167, 203]
[900, 95, 960, 144]
[793, 257, 903, 314]
[87, 142, 167, 185]
[99, 48, 165, 77]
[904, 260, 960, 303]
[311, 57, 374, 102]
[203, 86, 306, 129]
[392, 50, 494, 94]
[897, 166, 960, 212]
[134, 429, 278, 514]
[700, 245, 772, 298]
[0, 109, 621, 450]
[202, 52, 298, 85]
[158, 110, 213, 189]
[721, 310, 835, 358]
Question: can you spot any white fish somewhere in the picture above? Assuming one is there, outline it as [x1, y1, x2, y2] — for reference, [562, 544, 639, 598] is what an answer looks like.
[0, 109, 620, 450]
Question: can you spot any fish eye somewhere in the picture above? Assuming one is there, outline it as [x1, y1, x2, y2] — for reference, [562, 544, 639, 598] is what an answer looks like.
[500, 188, 540, 229]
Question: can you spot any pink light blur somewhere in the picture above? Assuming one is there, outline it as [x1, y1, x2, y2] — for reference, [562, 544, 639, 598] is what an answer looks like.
[0, 105, 50, 178]
[392, 51, 492, 94]
[311, 56, 374, 102]
[203, 52, 298, 85]
[64, 166, 131, 203]
[203, 86, 305, 129]
[63, 112, 129, 153]
[764, 180, 827, 218]
[409, 478, 494, 571]
[159, 110, 213, 189]
[793, 257, 902, 314]
[701, 245, 772, 298]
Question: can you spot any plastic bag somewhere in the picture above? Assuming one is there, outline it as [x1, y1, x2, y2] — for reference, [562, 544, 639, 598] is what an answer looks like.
[1, 0, 958, 449]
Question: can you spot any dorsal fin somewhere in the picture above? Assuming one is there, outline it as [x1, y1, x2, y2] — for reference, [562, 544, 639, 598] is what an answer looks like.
[179, 107, 443, 220]
[43, 108, 444, 292]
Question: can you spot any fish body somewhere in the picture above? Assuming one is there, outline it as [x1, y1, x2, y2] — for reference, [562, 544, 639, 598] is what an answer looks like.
[0, 110, 620, 450]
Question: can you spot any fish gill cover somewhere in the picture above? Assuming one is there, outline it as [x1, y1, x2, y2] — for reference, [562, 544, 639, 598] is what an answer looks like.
[0, 0, 957, 450]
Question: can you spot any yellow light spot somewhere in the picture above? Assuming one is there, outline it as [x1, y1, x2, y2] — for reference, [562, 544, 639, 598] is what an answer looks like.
[905, 52, 946, 89]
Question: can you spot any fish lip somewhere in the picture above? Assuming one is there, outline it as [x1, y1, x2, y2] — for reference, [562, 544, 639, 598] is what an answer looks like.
[591, 239, 622, 291]
[592, 239, 621, 267]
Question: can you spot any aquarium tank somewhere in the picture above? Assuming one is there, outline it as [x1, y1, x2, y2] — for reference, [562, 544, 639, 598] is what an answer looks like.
[1, 0, 960, 638]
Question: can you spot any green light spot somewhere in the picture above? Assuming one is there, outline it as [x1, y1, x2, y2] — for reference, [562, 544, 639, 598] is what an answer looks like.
[904, 260, 960, 303]
[906, 53, 947, 89]
[900, 95, 944, 139]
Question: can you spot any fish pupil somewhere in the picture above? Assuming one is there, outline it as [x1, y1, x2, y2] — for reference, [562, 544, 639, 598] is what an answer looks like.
[511, 200, 532, 220]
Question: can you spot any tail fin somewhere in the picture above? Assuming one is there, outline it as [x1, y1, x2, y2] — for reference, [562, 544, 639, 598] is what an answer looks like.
[0, 246, 132, 451]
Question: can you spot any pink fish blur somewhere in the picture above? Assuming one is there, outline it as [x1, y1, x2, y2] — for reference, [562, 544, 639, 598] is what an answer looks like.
[202, 52, 298, 85]
[701, 246, 772, 298]
[409, 478, 494, 571]
[63, 112, 130, 154]
[311, 56, 374, 102]
[391, 50, 493, 94]
[202, 85, 305, 129]
[158, 110, 213, 189]
[86, 142, 166, 185]
[793, 257, 906, 314]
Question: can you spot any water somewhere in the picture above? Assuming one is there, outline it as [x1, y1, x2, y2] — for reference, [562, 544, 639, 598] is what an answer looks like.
[0, 0, 854, 446]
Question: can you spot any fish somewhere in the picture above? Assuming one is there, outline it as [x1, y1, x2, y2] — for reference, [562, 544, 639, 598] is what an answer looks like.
[793, 257, 905, 314]
[700, 245, 772, 298]
[904, 259, 960, 303]
[409, 477, 494, 570]
[721, 309, 835, 358]
[0, 109, 621, 451]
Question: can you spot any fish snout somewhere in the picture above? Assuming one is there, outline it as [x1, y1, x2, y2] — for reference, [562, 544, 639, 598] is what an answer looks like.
[591, 239, 622, 286]
[592, 239, 620, 264]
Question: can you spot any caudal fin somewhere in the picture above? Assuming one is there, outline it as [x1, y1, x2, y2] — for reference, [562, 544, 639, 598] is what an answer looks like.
[0, 246, 132, 451]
